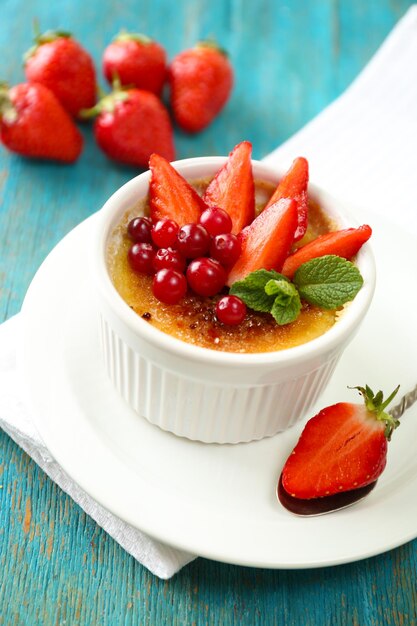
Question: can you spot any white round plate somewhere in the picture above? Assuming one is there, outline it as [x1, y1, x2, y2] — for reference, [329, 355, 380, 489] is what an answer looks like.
[20, 214, 417, 568]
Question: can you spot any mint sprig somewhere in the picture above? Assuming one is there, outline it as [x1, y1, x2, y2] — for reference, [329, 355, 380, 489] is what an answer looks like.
[229, 255, 364, 325]
[230, 269, 301, 325]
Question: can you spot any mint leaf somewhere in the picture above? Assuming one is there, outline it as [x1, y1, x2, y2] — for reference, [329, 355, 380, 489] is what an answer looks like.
[230, 269, 287, 312]
[293, 255, 364, 309]
[228, 257, 362, 326]
[271, 289, 301, 325]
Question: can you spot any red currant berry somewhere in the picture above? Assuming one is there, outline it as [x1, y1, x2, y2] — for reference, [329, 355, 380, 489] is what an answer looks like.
[199, 206, 233, 236]
[210, 233, 241, 267]
[152, 219, 179, 248]
[127, 243, 155, 275]
[127, 216, 152, 243]
[177, 223, 210, 258]
[153, 248, 186, 273]
[152, 269, 187, 305]
[216, 296, 247, 326]
[186, 258, 226, 297]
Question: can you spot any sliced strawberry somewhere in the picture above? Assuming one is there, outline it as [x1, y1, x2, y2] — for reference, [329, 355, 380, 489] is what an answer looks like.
[203, 141, 255, 235]
[281, 224, 372, 278]
[265, 157, 309, 242]
[149, 154, 207, 225]
[226, 198, 298, 286]
[281, 385, 400, 499]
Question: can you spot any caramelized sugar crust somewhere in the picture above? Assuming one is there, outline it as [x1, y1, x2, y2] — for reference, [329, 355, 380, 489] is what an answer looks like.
[107, 179, 337, 353]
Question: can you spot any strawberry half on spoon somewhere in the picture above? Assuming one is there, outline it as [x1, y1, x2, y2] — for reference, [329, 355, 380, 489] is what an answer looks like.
[281, 385, 400, 501]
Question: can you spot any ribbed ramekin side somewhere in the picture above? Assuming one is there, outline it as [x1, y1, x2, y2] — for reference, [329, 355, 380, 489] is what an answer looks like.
[99, 315, 340, 443]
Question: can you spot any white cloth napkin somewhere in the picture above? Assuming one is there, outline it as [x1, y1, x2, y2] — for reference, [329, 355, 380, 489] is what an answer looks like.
[1, 6, 417, 579]
[264, 5, 417, 234]
[0, 315, 195, 579]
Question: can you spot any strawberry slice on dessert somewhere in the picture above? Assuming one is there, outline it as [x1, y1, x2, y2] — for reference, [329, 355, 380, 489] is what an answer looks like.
[203, 141, 255, 235]
[226, 198, 298, 286]
[282, 224, 372, 279]
[281, 385, 400, 500]
[149, 153, 207, 225]
[265, 157, 309, 242]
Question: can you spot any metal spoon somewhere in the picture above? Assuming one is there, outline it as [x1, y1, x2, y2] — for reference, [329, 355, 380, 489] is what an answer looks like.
[277, 384, 417, 516]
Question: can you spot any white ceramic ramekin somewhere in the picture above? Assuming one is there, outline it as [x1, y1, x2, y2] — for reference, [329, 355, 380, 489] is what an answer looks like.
[91, 157, 375, 444]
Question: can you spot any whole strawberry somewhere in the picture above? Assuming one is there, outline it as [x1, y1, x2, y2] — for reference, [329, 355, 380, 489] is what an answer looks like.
[24, 29, 97, 118]
[0, 82, 83, 162]
[169, 41, 233, 133]
[281, 385, 400, 500]
[103, 32, 166, 96]
[80, 83, 175, 167]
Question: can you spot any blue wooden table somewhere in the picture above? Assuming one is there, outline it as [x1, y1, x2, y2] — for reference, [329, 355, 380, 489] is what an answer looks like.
[1, 1, 416, 624]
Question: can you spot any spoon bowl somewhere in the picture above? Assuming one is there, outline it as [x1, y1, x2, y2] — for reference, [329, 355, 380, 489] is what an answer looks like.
[277, 474, 377, 516]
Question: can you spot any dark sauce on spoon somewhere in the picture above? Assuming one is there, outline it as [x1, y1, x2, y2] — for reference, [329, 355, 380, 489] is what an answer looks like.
[277, 474, 377, 516]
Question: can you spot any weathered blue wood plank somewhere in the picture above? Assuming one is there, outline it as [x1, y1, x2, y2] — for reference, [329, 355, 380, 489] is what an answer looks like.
[1, 0, 416, 624]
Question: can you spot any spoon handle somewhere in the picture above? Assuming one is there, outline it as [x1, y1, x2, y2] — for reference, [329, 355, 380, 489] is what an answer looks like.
[390, 384, 417, 419]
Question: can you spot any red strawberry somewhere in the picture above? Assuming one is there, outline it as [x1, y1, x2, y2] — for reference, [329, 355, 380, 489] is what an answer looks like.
[203, 141, 255, 235]
[226, 198, 298, 286]
[0, 82, 83, 162]
[24, 29, 97, 118]
[149, 154, 207, 224]
[81, 85, 175, 168]
[169, 41, 233, 133]
[265, 157, 309, 242]
[281, 385, 400, 500]
[281, 224, 372, 278]
[103, 32, 167, 96]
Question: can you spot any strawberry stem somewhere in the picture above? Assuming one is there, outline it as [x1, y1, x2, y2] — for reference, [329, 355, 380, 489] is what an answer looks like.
[196, 39, 228, 57]
[114, 30, 153, 45]
[380, 385, 401, 412]
[33, 17, 41, 40]
[23, 24, 71, 64]
[79, 81, 129, 119]
[97, 85, 107, 99]
[349, 384, 400, 440]
[0, 83, 17, 124]
[36, 29, 72, 44]
[111, 74, 122, 91]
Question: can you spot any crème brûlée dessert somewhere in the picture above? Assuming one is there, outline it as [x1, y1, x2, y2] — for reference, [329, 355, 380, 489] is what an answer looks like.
[107, 141, 372, 354]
